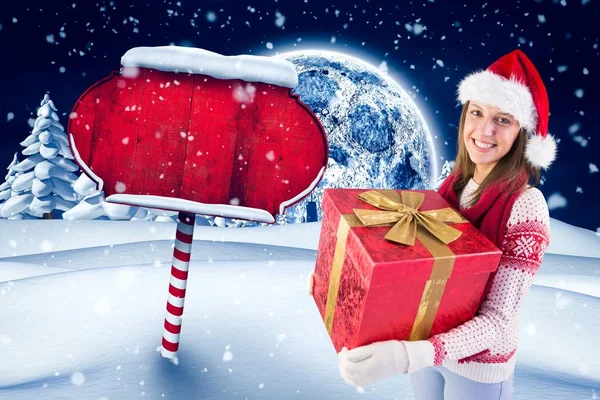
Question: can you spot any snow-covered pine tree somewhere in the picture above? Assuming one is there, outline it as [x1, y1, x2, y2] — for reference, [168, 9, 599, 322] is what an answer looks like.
[0, 94, 80, 219]
[63, 173, 148, 221]
[434, 159, 455, 189]
[0, 153, 20, 217]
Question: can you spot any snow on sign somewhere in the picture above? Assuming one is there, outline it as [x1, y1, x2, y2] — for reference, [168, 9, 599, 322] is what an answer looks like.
[68, 46, 328, 224]
[67, 46, 328, 360]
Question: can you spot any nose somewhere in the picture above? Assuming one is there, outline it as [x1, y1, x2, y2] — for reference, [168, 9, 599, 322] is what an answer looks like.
[478, 117, 496, 137]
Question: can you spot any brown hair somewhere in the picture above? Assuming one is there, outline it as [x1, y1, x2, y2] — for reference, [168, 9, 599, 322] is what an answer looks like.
[451, 100, 541, 206]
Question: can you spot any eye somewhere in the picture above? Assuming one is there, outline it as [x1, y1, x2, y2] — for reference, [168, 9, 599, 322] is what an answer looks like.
[470, 110, 482, 117]
[497, 117, 512, 125]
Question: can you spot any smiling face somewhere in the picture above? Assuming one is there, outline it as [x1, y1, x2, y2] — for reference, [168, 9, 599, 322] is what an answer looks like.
[463, 101, 522, 177]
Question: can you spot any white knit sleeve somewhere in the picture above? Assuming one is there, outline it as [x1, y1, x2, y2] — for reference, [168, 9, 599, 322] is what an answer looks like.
[404, 188, 551, 372]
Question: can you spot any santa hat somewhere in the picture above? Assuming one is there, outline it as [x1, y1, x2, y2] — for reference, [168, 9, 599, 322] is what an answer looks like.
[457, 49, 557, 169]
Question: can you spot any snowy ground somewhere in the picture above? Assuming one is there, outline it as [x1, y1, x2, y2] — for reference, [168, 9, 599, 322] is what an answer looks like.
[0, 219, 599, 400]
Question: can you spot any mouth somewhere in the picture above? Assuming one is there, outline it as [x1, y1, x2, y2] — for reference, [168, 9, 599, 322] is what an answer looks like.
[472, 138, 497, 151]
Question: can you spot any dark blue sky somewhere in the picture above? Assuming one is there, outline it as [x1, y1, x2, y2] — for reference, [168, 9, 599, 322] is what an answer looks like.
[0, 0, 598, 231]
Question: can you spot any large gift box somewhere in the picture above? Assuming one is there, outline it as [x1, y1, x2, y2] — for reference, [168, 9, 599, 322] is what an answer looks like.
[313, 188, 502, 352]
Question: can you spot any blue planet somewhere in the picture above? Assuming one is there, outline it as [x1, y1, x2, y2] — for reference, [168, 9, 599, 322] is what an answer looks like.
[276, 50, 436, 224]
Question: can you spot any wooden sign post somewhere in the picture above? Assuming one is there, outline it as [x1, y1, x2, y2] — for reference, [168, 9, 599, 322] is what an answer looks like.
[68, 46, 328, 359]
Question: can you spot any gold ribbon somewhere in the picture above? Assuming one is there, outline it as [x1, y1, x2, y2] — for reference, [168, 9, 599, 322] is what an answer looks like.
[323, 213, 364, 335]
[323, 189, 467, 341]
[354, 190, 466, 246]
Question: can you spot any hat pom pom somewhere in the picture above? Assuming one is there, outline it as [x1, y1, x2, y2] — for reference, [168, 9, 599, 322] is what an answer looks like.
[525, 133, 557, 170]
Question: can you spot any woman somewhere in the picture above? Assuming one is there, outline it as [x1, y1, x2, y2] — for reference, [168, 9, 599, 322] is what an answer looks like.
[309, 49, 556, 399]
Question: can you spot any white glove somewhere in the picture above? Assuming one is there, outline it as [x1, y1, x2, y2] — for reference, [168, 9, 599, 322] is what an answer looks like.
[307, 270, 315, 296]
[338, 340, 409, 387]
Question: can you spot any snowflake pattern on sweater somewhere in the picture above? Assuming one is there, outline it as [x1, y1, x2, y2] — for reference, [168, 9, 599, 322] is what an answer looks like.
[427, 179, 550, 371]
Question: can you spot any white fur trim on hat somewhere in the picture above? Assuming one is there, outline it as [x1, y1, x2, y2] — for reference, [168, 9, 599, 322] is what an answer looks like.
[458, 70, 538, 134]
[525, 132, 557, 170]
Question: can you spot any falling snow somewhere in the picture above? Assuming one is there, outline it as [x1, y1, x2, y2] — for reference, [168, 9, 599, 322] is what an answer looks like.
[94, 297, 111, 315]
[70, 372, 85, 386]
[41, 240, 53, 252]
[568, 122, 580, 134]
[275, 11, 285, 27]
[405, 22, 425, 35]
[0, 334, 12, 345]
[115, 182, 126, 193]
[573, 135, 588, 147]
[378, 60, 388, 72]
[547, 193, 567, 210]
[206, 11, 217, 23]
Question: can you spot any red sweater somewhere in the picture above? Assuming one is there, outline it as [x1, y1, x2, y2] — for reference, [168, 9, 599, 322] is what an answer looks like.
[403, 178, 551, 383]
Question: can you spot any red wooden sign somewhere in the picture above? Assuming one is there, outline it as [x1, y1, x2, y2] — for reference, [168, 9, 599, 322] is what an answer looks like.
[68, 67, 328, 222]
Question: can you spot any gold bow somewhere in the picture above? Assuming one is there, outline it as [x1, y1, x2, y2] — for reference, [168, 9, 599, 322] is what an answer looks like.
[353, 190, 467, 246]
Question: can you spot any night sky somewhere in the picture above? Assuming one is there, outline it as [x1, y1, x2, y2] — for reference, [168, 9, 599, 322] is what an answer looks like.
[0, 0, 598, 231]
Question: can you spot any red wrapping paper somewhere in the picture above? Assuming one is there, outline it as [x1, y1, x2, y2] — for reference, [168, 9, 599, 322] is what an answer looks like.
[313, 188, 502, 353]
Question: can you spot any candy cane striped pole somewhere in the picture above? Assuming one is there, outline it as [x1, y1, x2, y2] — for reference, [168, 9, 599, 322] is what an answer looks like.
[160, 211, 195, 359]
